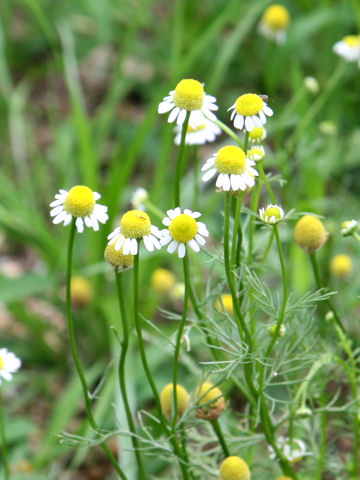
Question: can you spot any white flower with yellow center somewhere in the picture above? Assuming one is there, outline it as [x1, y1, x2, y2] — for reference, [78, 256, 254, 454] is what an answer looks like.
[268, 436, 312, 463]
[201, 145, 258, 192]
[160, 208, 208, 258]
[158, 79, 218, 127]
[248, 145, 265, 162]
[333, 35, 360, 66]
[174, 119, 221, 145]
[249, 126, 267, 144]
[50, 186, 108, 233]
[107, 210, 161, 255]
[0, 348, 21, 384]
[258, 4, 291, 44]
[228, 93, 273, 132]
[259, 204, 284, 224]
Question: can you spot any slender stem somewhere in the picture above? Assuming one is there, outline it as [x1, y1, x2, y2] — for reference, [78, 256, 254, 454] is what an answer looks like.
[316, 408, 327, 480]
[175, 111, 191, 207]
[257, 162, 276, 204]
[133, 252, 191, 480]
[0, 388, 9, 480]
[309, 252, 345, 333]
[248, 164, 264, 262]
[193, 146, 200, 211]
[231, 192, 243, 268]
[172, 254, 190, 429]
[211, 418, 230, 457]
[260, 229, 275, 265]
[66, 219, 127, 480]
[243, 131, 249, 153]
[353, 232, 360, 243]
[115, 270, 146, 480]
[211, 117, 244, 148]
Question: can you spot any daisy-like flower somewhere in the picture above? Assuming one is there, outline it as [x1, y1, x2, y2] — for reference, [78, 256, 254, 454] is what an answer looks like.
[248, 145, 265, 162]
[259, 204, 284, 224]
[50, 186, 108, 233]
[160, 208, 208, 258]
[174, 119, 221, 145]
[0, 348, 21, 384]
[131, 187, 148, 210]
[158, 79, 218, 127]
[228, 93, 273, 132]
[249, 126, 267, 144]
[202, 145, 258, 192]
[107, 210, 160, 255]
[340, 219, 358, 237]
[258, 4, 291, 45]
[268, 436, 312, 463]
[333, 35, 360, 66]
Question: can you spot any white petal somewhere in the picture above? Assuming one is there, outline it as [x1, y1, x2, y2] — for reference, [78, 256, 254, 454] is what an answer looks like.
[216, 173, 224, 189]
[53, 210, 68, 225]
[222, 174, 231, 191]
[190, 211, 201, 218]
[160, 234, 172, 246]
[178, 243, 186, 258]
[49, 199, 64, 208]
[188, 239, 200, 252]
[245, 116, 255, 131]
[91, 216, 99, 231]
[263, 105, 273, 116]
[76, 217, 84, 233]
[176, 108, 187, 126]
[63, 214, 72, 226]
[162, 217, 171, 226]
[259, 110, 266, 124]
[50, 205, 64, 217]
[202, 169, 217, 182]
[94, 192, 101, 200]
[84, 216, 93, 227]
[167, 240, 178, 254]
[158, 100, 174, 114]
[150, 235, 161, 250]
[195, 234, 206, 245]
[168, 107, 180, 124]
[108, 227, 121, 240]
[143, 235, 154, 252]
[252, 115, 263, 128]
[234, 114, 244, 130]
[197, 222, 209, 236]
[122, 238, 131, 255]
[114, 236, 125, 250]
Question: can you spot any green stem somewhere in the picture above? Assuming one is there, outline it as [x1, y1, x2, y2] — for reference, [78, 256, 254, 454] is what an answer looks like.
[115, 270, 146, 480]
[175, 111, 191, 207]
[243, 131, 249, 153]
[133, 252, 191, 480]
[309, 252, 345, 333]
[211, 418, 230, 457]
[211, 117, 244, 148]
[257, 162, 276, 204]
[172, 254, 190, 429]
[231, 192, 243, 268]
[248, 169, 263, 262]
[352, 232, 360, 243]
[66, 219, 127, 480]
[0, 388, 9, 480]
[316, 407, 327, 480]
[193, 146, 200, 211]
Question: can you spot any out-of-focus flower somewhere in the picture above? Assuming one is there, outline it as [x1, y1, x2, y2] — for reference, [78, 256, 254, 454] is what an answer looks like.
[333, 35, 360, 66]
[268, 436, 312, 463]
[258, 4, 291, 44]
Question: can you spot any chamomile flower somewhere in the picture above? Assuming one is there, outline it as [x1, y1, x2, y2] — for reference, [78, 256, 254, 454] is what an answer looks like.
[174, 119, 221, 145]
[202, 145, 258, 192]
[248, 145, 265, 162]
[268, 436, 312, 463]
[0, 348, 21, 384]
[333, 35, 360, 66]
[259, 4, 291, 44]
[107, 210, 161, 255]
[131, 188, 148, 210]
[160, 208, 208, 258]
[158, 79, 218, 127]
[228, 94, 273, 132]
[219, 456, 251, 480]
[50, 186, 108, 233]
[249, 126, 267, 144]
[259, 204, 284, 224]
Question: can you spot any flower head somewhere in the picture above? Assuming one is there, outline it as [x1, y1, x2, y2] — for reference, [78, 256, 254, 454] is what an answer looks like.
[104, 240, 134, 271]
[160, 208, 208, 258]
[333, 35, 360, 66]
[160, 383, 190, 418]
[195, 381, 225, 420]
[304, 76, 319, 95]
[249, 126, 267, 144]
[0, 348, 21, 384]
[259, 4, 291, 44]
[330, 254, 353, 278]
[294, 215, 328, 253]
[131, 188, 148, 210]
[151, 268, 176, 295]
[202, 145, 258, 192]
[228, 94, 273, 132]
[268, 323, 286, 337]
[50, 186, 108, 233]
[295, 406, 312, 419]
[107, 210, 161, 255]
[248, 145, 265, 162]
[174, 119, 221, 145]
[340, 219, 358, 237]
[219, 456, 251, 480]
[259, 204, 284, 225]
[158, 79, 218, 127]
[216, 294, 233, 315]
[70, 276, 93, 308]
[268, 436, 312, 463]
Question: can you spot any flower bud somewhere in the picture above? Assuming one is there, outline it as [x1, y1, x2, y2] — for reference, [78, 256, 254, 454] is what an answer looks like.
[160, 383, 190, 418]
[219, 456, 251, 480]
[294, 215, 328, 253]
[195, 381, 225, 420]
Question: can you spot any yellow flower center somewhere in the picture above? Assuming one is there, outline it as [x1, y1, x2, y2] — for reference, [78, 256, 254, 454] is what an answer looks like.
[0, 356, 4, 370]
[249, 126, 265, 140]
[173, 79, 204, 111]
[187, 124, 206, 133]
[344, 35, 360, 47]
[215, 146, 246, 174]
[105, 240, 134, 270]
[120, 210, 152, 238]
[169, 214, 198, 243]
[294, 215, 328, 253]
[248, 147, 264, 160]
[219, 456, 251, 480]
[63, 186, 95, 217]
[235, 94, 263, 116]
[263, 4, 291, 30]
[265, 206, 282, 219]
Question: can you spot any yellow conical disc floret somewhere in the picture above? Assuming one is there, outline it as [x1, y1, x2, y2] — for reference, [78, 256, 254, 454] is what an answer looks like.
[173, 79, 204, 111]
[330, 254, 353, 278]
[294, 215, 328, 253]
[104, 241, 134, 270]
[249, 126, 266, 143]
[151, 268, 176, 295]
[195, 381, 226, 420]
[120, 210, 152, 238]
[262, 4, 290, 30]
[216, 294, 234, 315]
[63, 186, 95, 217]
[160, 383, 190, 418]
[169, 214, 198, 243]
[219, 456, 251, 480]
[344, 35, 360, 47]
[215, 146, 247, 174]
[235, 94, 263, 116]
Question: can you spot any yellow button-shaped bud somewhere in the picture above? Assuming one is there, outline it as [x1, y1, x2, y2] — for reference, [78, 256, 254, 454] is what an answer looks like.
[294, 215, 328, 253]
[195, 381, 225, 420]
[219, 456, 251, 480]
[160, 383, 190, 418]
